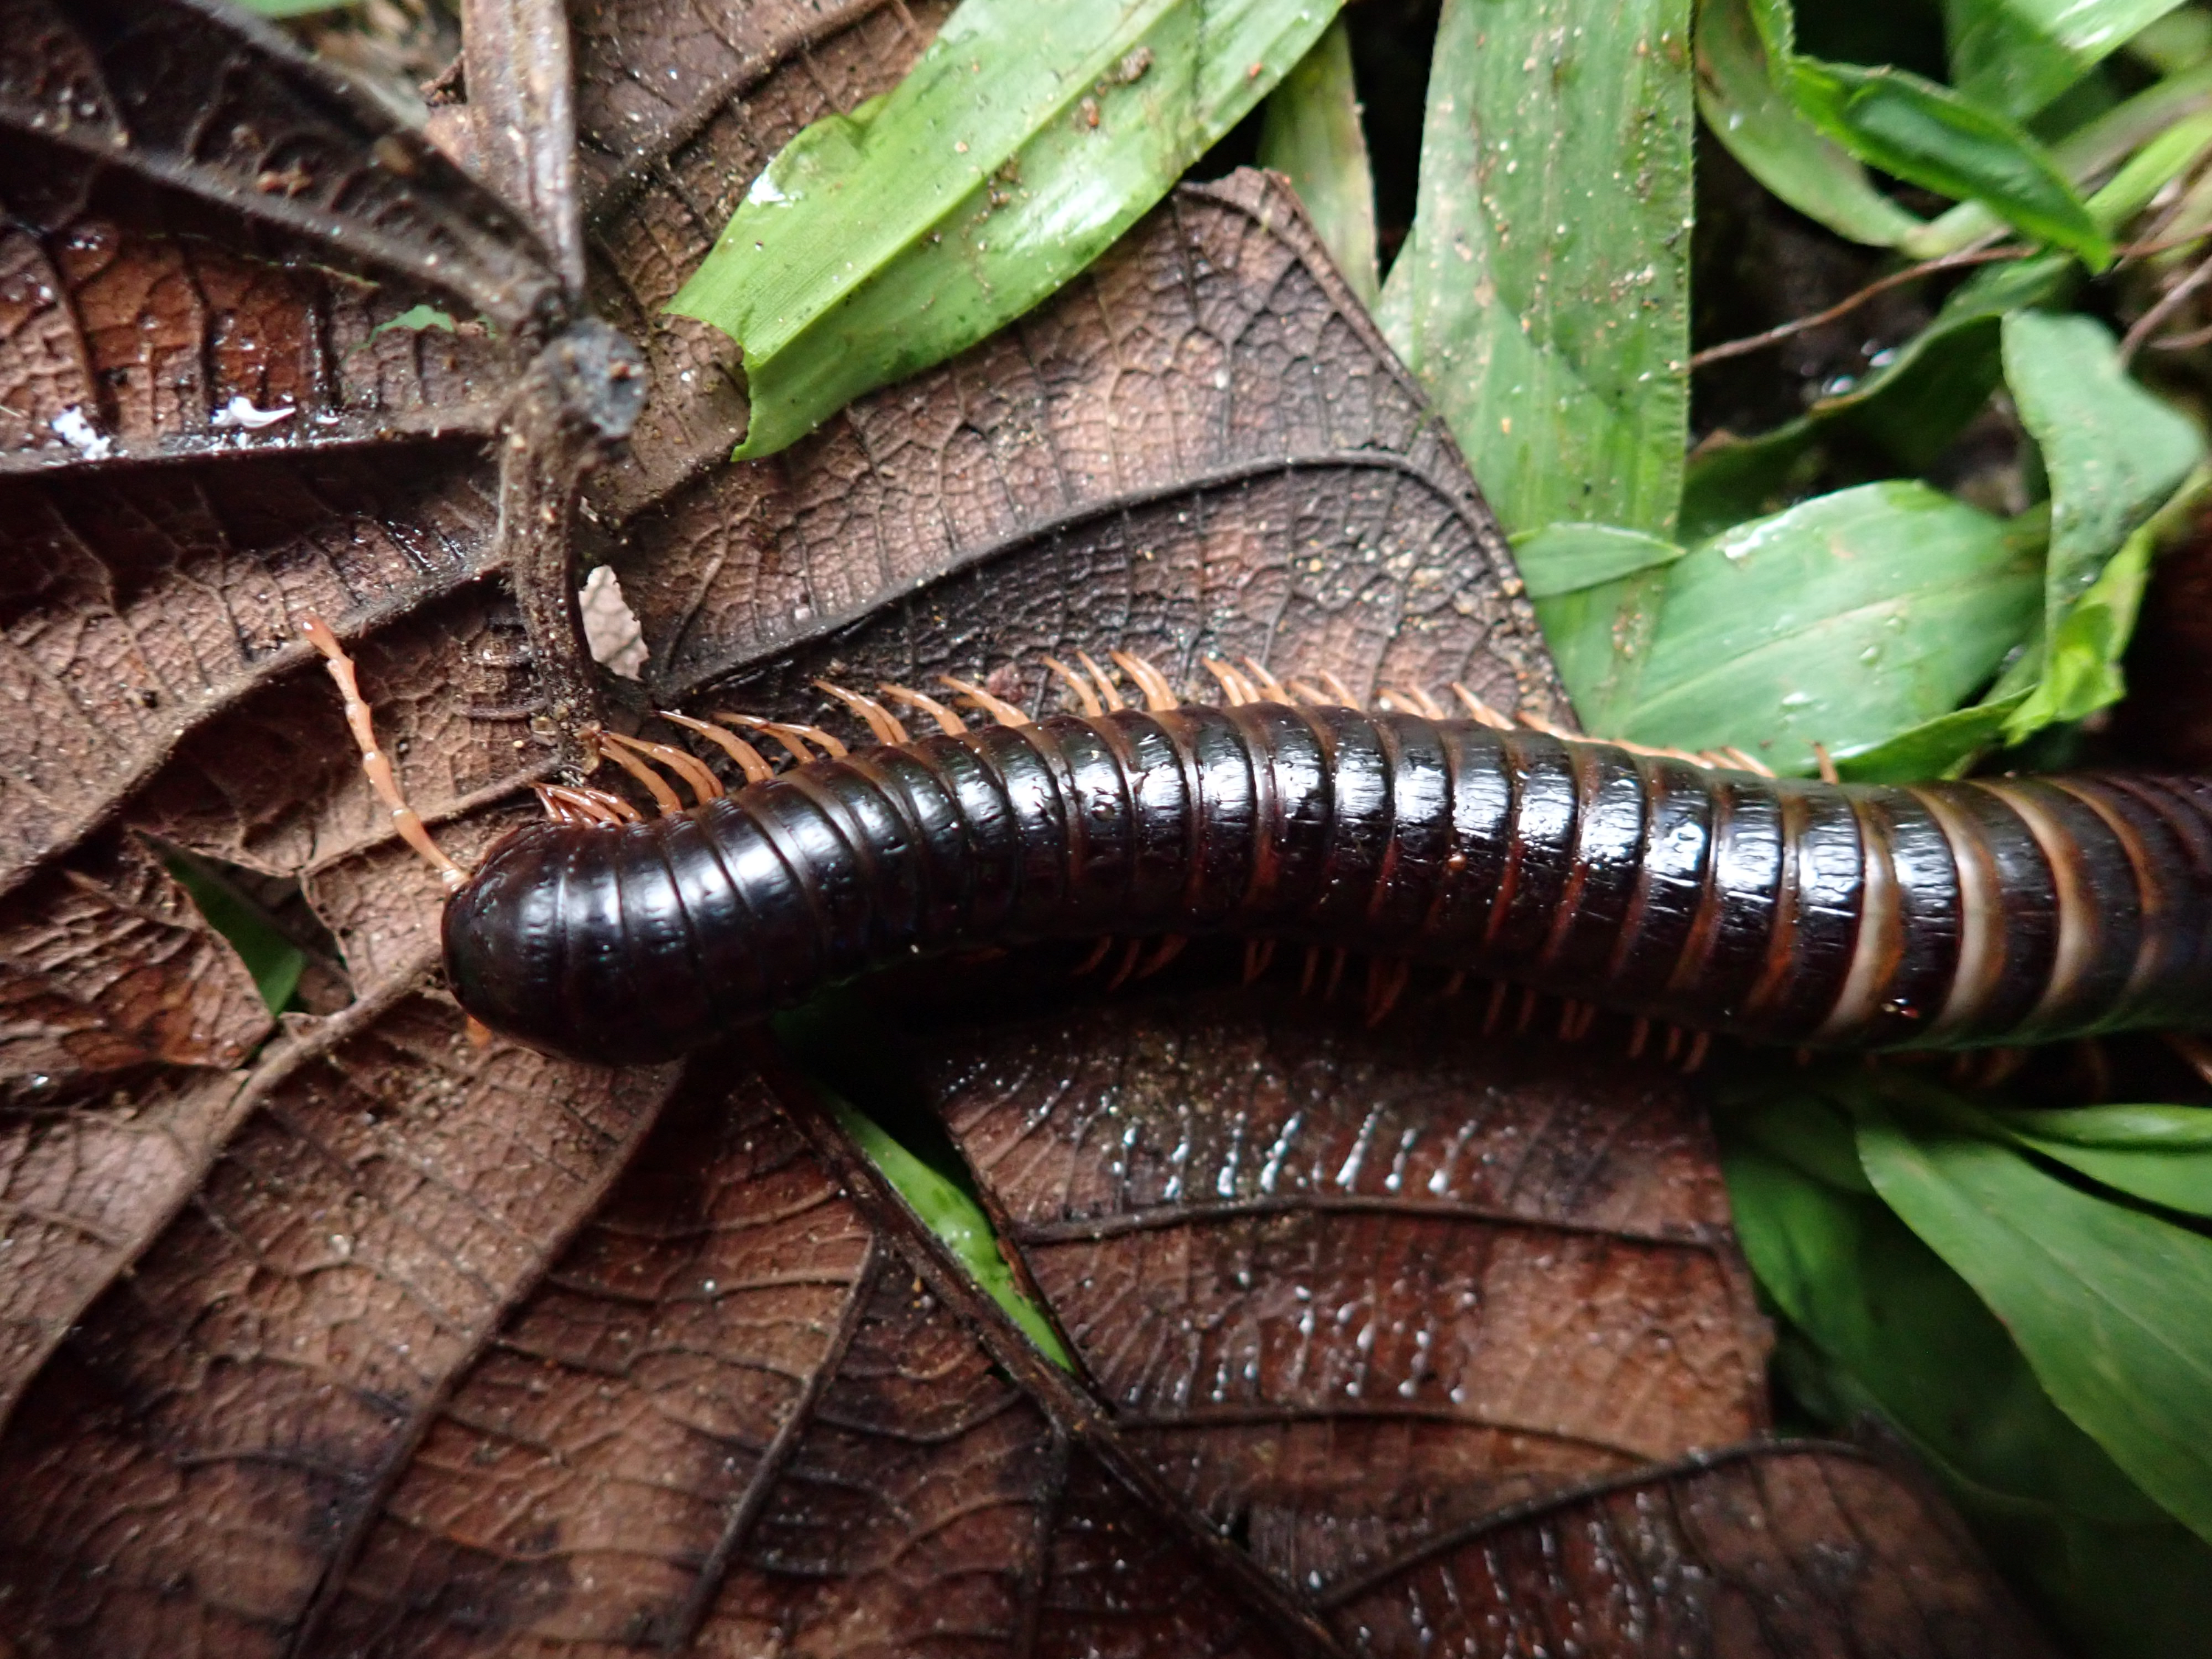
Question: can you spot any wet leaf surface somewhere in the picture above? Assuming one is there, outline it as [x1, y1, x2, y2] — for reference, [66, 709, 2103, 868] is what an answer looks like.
[0, 0, 2053, 1650]
[897, 985, 1774, 1593]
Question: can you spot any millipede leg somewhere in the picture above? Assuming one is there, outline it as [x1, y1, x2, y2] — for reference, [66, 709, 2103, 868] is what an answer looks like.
[1071, 936, 1116, 978]
[2163, 1031, 2212, 1088]
[939, 674, 1031, 727]
[1627, 1018, 1650, 1060]
[535, 783, 640, 824]
[1132, 935, 1188, 980]
[660, 711, 775, 783]
[1365, 958, 1411, 1026]
[1380, 683, 1448, 720]
[1044, 657, 1106, 715]
[1448, 682, 1516, 731]
[591, 731, 683, 814]
[1482, 981, 1510, 1035]
[1682, 1031, 1711, 1074]
[599, 728, 723, 810]
[1242, 939, 1276, 985]
[815, 681, 911, 745]
[1202, 658, 1259, 706]
[1300, 945, 1323, 997]
[1110, 650, 1180, 712]
[1240, 657, 1290, 701]
[1074, 651, 1126, 713]
[301, 615, 466, 891]
[1323, 948, 1349, 1001]
[880, 682, 970, 736]
[1103, 937, 1147, 992]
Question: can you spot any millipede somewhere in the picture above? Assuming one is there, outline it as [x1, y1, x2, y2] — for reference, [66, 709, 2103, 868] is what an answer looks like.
[302, 619, 2212, 1068]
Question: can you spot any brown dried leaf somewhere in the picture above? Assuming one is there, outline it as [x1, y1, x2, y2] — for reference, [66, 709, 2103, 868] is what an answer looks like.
[0, 0, 2052, 1651]
[2, 827, 269, 1094]
[896, 984, 1768, 1591]
[599, 171, 1562, 722]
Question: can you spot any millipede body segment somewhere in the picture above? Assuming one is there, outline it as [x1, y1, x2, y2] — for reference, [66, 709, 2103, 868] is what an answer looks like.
[437, 699, 2212, 1066]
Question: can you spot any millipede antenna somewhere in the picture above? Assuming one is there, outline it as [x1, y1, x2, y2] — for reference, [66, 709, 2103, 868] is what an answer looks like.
[302, 616, 467, 891]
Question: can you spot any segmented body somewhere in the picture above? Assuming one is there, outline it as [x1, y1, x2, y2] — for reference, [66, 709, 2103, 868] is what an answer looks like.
[442, 701, 2212, 1065]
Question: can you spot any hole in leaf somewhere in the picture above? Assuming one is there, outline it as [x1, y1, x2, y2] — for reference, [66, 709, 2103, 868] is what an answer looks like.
[371, 302, 459, 336]
[157, 841, 351, 1015]
[773, 996, 1077, 1371]
[581, 563, 647, 679]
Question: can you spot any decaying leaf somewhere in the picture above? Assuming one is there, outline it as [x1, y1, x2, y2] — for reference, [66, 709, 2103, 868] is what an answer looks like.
[0, 0, 2052, 1651]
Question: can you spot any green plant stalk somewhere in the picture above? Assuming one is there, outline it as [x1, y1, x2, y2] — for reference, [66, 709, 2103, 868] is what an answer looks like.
[1257, 18, 1380, 307]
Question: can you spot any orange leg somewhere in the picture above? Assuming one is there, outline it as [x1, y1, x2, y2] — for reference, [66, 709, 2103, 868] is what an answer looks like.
[302, 616, 467, 891]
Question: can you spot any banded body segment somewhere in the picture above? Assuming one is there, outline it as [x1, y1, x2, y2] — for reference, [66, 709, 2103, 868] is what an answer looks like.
[442, 705, 2212, 1065]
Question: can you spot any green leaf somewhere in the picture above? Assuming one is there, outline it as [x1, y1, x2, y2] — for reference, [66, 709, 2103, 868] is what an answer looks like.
[1787, 58, 2113, 265]
[1860, 1096, 2212, 1547]
[1945, 0, 2188, 121]
[821, 1093, 1076, 1370]
[2129, 7, 2212, 73]
[1376, 0, 1694, 537]
[1831, 691, 2025, 782]
[2002, 518, 2154, 738]
[1509, 522, 1684, 597]
[1997, 311, 2205, 737]
[670, 0, 1341, 459]
[2007, 311, 2202, 628]
[371, 303, 459, 337]
[1584, 481, 2041, 771]
[1257, 19, 1380, 307]
[164, 852, 307, 1015]
[1990, 1105, 2212, 1218]
[1905, 64, 2212, 257]
[1720, 1085, 2212, 1659]
[1695, 0, 1926, 246]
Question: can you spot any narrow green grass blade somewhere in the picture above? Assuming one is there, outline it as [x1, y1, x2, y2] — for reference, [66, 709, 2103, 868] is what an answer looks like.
[670, 0, 1340, 459]
[1718, 1083, 2212, 1658]
[1377, 0, 1694, 538]
[1787, 59, 2112, 265]
[1991, 1105, 2212, 1219]
[1696, 0, 1924, 246]
[1258, 19, 1379, 307]
[1947, 0, 2188, 121]
[1860, 1093, 2212, 1547]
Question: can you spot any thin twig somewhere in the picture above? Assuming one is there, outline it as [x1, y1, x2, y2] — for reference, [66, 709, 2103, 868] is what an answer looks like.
[1687, 245, 2023, 370]
[2149, 317, 2212, 351]
[1689, 230, 2212, 371]
[2122, 248, 2212, 364]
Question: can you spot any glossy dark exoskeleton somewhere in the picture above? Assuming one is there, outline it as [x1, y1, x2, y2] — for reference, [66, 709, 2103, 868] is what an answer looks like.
[442, 703, 2212, 1065]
